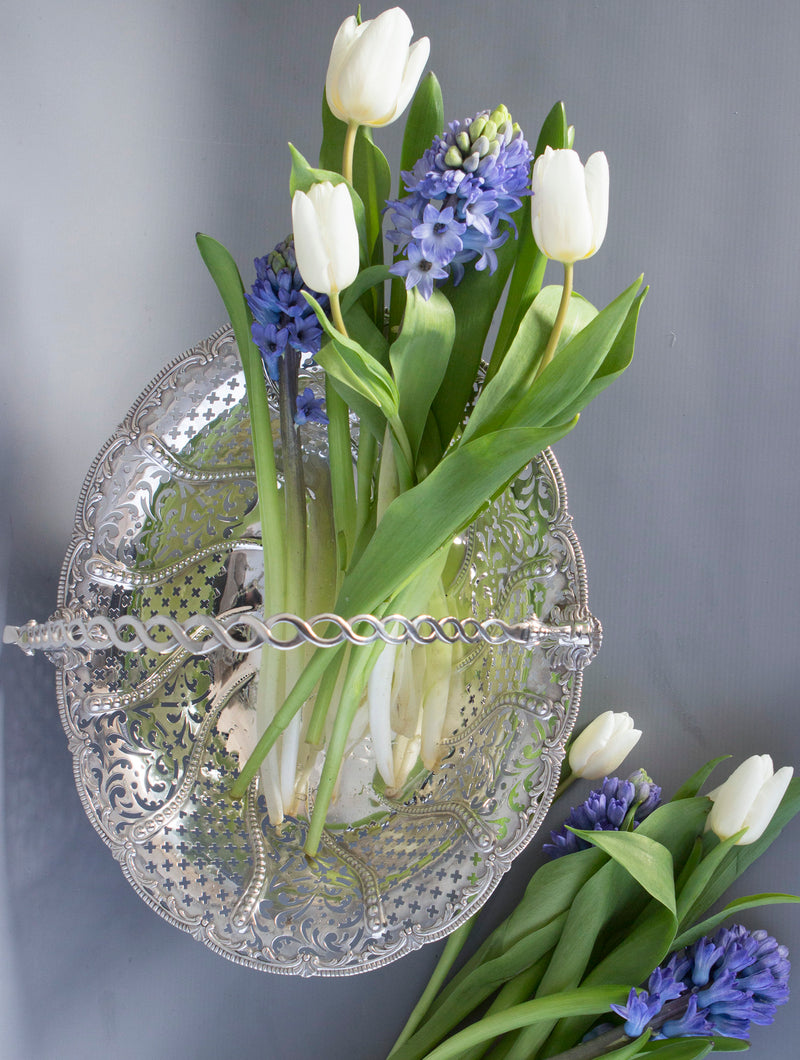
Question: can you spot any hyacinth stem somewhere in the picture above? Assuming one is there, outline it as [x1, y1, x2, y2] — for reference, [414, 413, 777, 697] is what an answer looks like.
[278, 350, 308, 810]
[343, 121, 358, 185]
[388, 917, 477, 1057]
[534, 262, 574, 380]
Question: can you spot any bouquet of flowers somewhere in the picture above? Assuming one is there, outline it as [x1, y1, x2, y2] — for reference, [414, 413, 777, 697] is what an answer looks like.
[197, 6, 645, 856]
[386, 714, 798, 1059]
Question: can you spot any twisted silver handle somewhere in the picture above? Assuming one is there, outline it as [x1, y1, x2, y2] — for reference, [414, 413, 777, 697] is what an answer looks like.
[3, 606, 601, 669]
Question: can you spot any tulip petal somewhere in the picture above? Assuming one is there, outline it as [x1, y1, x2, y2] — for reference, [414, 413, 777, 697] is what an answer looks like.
[292, 190, 332, 295]
[532, 148, 594, 263]
[740, 766, 794, 844]
[323, 182, 360, 292]
[325, 15, 360, 122]
[384, 36, 431, 126]
[583, 151, 609, 257]
[568, 709, 614, 773]
[707, 755, 774, 841]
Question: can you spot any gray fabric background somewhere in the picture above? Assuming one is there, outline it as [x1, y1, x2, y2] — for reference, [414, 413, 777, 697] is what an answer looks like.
[2, 1, 799, 1057]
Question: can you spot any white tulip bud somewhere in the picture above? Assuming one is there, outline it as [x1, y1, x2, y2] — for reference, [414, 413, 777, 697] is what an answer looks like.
[291, 182, 359, 296]
[325, 7, 430, 128]
[706, 755, 793, 845]
[531, 147, 609, 264]
[568, 710, 642, 780]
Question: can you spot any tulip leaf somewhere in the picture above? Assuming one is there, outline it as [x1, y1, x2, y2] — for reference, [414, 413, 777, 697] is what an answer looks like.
[432, 229, 520, 448]
[398, 986, 632, 1060]
[336, 418, 578, 618]
[592, 1033, 653, 1060]
[674, 776, 800, 930]
[675, 832, 743, 928]
[461, 285, 597, 445]
[638, 1037, 748, 1056]
[636, 1042, 714, 1059]
[551, 288, 647, 424]
[390, 288, 455, 458]
[318, 301, 390, 443]
[342, 264, 391, 320]
[304, 292, 399, 420]
[672, 891, 800, 951]
[399, 71, 444, 194]
[515, 799, 708, 1060]
[488, 100, 571, 378]
[567, 829, 677, 913]
[672, 755, 731, 800]
[500, 277, 644, 433]
[288, 142, 369, 264]
[542, 903, 677, 1057]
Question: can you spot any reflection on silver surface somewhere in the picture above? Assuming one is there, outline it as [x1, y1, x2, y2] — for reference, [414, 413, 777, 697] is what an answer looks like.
[50, 325, 598, 975]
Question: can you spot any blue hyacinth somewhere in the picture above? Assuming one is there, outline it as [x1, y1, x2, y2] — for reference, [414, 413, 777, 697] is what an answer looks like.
[543, 773, 662, 860]
[610, 924, 790, 1042]
[245, 236, 328, 382]
[386, 105, 533, 298]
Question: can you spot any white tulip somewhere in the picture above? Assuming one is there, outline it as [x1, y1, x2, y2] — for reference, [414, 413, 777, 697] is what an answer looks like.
[325, 7, 430, 128]
[568, 710, 641, 780]
[531, 147, 609, 264]
[291, 182, 359, 296]
[706, 755, 793, 845]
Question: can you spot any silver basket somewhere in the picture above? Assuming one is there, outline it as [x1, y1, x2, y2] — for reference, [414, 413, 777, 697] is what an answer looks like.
[5, 325, 600, 975]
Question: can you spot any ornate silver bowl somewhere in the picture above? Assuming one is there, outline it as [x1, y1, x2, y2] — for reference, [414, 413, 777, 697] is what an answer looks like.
[14, 326, 600, 975]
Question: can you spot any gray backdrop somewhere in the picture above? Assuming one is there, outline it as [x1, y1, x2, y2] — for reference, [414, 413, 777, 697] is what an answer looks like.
[2, 1, 799, 1057]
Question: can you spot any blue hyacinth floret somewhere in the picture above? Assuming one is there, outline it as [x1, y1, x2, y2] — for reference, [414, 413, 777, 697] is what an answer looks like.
[386, 105, 533, 299]
[543, 773, 663, 860]
[246, 236, 328, 388]
[611, 924, 791, 1042]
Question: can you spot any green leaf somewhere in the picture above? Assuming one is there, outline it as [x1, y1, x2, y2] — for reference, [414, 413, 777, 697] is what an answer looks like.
[551, 288, 646, 424]
[567, 829, 676, 913]
[194, 233, 285, 597]
[637, 1041, 714, 1059]
[399, 72, 444, 194]
[431, 229, 520, 448]
[415, 985, 632, 1060]
[488, 101, 570, 377]
[601, 1032, 653, 1060]
[501, 277, 644, 433]
[544, 904, 677, 1057]
[319, 302, 389, 443]
[305, 292, 399, 419]
[676, 832, 743, 928]
[672, 756, 731, 800]
[513, 799, 708, 1059]
[675, 777, 800, 929]
[672, 891, 800, 950]
[390, 288, 456, 458]
[341, 264, 392, 317]
[288, 142, 369, 261]
[390, 914, 568, 1060]
[462, 285, 597, 445]
[336, 419, 578, 618]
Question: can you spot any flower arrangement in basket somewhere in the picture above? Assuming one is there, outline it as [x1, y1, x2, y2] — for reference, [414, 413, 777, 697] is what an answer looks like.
[196, 5, 645, 857]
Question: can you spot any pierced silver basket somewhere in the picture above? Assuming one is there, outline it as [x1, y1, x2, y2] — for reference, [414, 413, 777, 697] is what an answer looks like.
[4, 325, 600, 975]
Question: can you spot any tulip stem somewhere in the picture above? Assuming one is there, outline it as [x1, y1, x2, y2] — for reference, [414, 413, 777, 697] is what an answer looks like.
[534, 262, 573, 380]
[330, 289, 349, 338]
[343, 121, 359, 185]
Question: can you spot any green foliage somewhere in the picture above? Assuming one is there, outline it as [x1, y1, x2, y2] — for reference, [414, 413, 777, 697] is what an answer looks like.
[567, 829, 676, 913]
[399, 72, 444, 194]
[390, 288, 455, 460]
